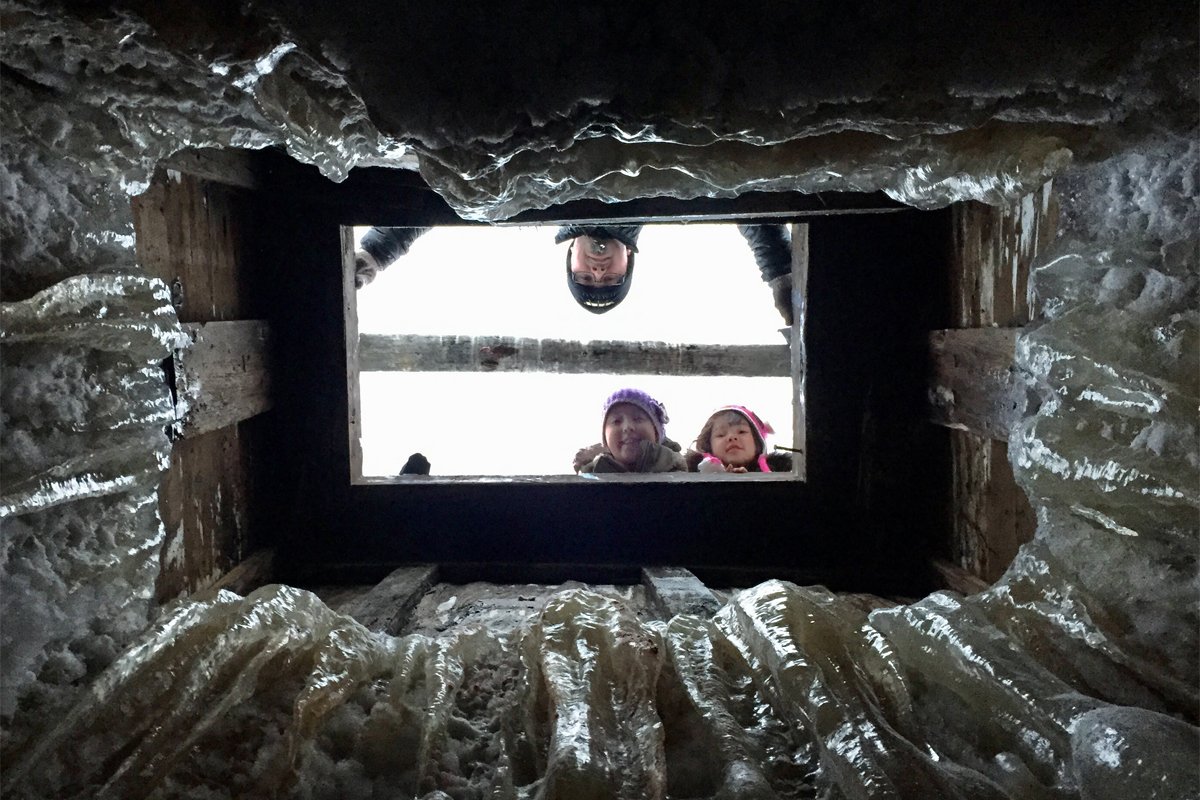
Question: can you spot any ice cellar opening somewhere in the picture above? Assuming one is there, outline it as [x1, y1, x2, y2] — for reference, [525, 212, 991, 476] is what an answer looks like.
[1, 2, 1196, 798]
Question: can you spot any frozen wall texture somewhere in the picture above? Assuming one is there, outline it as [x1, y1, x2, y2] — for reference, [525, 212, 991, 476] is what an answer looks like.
[1, 1, 1196, 797]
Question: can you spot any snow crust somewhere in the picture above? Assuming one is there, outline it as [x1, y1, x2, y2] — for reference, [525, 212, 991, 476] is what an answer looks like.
[1, 2, 1197, 798]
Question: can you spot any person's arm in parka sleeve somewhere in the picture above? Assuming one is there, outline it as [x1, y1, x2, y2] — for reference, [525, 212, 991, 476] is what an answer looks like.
[354, 226, 432, 288]
[737, 223, 794, 325]
[638, 439, 687, 473]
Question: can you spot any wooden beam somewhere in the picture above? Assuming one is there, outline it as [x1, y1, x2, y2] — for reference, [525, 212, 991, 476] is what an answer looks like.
[173, 320, 272, 437]
[358, 334, 790, 377]
[202, 548, 277, 597]
[642, 567, 720, 619]
[948, 185, 1057, 328]
[790, 223, 809, 479]
[928, 327, 1026, 441]
[337, 566, 439, 635]
[931, 558, 990, 596]
[948, 432, 1037, 583]
[342, 228, 365, 480]
[498, 190, 909, 226]
[159, 147, 260, 190]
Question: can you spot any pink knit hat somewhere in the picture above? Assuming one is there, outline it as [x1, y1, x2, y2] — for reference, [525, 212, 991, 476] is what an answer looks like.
[704, 405, 775, 471]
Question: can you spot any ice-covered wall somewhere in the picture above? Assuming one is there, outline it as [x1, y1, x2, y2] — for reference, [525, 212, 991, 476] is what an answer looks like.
[0, 1, 1196, 797]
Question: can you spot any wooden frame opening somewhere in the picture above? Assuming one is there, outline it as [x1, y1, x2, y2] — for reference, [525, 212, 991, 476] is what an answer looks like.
[343, 223, 810, 484]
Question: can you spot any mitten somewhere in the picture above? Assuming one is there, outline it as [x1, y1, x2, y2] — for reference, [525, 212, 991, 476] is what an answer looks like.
[573, 443, 605, 473]
[400, 452, 431, 475]
[354, 250, 382, 288]
[768, 274, 794, 326]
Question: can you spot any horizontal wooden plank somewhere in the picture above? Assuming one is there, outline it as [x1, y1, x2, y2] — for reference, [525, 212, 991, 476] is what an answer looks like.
[174, 320, 272, 436]
[159, 147, 260, 190]
[642, 567, 720, 619]
[498, 190, 909, 226]
[928, 327, 1026, 441]
[338, 565, 439, 635]
[358, 333, 790, 377]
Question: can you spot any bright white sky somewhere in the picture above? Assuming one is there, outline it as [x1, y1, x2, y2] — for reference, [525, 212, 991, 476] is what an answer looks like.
[355, 224, 794, 476]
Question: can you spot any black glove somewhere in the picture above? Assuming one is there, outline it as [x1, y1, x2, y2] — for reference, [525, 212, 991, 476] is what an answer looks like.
[400, 453, 431, 475]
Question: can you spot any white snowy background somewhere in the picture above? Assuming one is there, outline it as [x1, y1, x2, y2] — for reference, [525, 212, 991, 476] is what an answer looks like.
[354, 224, 795, 475]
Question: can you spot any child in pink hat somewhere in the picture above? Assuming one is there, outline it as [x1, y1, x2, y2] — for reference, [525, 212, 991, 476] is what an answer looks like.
[576, 388, 687, 473]
[686, 405, 792, 473]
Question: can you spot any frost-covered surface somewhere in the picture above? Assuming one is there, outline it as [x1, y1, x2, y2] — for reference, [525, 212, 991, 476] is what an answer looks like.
[0, 273, 180, 756]
[1, 2, 1198, 798]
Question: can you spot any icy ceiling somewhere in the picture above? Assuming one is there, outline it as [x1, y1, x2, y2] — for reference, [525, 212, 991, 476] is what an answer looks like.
[1, 1, 1197, 798]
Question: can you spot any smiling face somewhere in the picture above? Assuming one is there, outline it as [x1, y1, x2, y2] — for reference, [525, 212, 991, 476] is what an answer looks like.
[603, 402, 658, 468]
[709, 412, 759, 468]
[570, 235, 630, 286]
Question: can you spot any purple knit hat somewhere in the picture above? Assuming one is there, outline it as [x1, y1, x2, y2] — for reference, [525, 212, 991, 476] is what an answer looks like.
[601, 388, 669, 443]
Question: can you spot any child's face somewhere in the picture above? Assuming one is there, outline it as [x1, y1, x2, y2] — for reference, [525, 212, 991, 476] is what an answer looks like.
[604, 402, 658, 467]
[710, 414, 758, 467]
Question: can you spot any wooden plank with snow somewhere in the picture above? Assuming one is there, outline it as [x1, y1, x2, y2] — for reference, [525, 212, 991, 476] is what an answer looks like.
[358, 333, 790, 377]
[642, 567, 720, 619]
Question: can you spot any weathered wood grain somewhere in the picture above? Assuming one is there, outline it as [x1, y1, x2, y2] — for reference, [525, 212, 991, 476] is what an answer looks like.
[928, 327, 1026, 442]
[339, 566, 439, 634]
[939, 185, 1053, 587]
[159, 148, 260, 190]
[790, 223, 809, 479]
[948, 433, 1038, 583]
[204, 548, 277, 596]
[948, 183, 1057, 328]
[642, 567, 720, 619]
[358, 334, 790, 377]
[134, 169, 270, 603]
[156, 425, 261, 600]
[132, 172, 255, 323]
[174, 320, 272, 437]
[342, 227, 365, 480]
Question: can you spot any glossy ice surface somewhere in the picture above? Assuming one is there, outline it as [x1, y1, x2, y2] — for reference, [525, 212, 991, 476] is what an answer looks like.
[1, 3, 1196, 798]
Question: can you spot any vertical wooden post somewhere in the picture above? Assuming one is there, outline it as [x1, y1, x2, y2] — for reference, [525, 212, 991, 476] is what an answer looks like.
[942, 183, 1056, 583]
[790, 223, 809, 480]
[132, 166, 271, 602]
[343, 227, 364, 481]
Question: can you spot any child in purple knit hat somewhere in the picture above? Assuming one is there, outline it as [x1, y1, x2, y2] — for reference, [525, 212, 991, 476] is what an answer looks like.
[686, 405, 793, 474]
[575, 388, 687, 473]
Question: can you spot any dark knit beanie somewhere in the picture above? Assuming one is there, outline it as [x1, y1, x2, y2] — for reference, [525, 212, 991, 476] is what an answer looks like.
[558, 225, 640, 315]
[601, 388, 669, 443]
[565, 247, 635, 314]
[554, 225, 641, 251]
